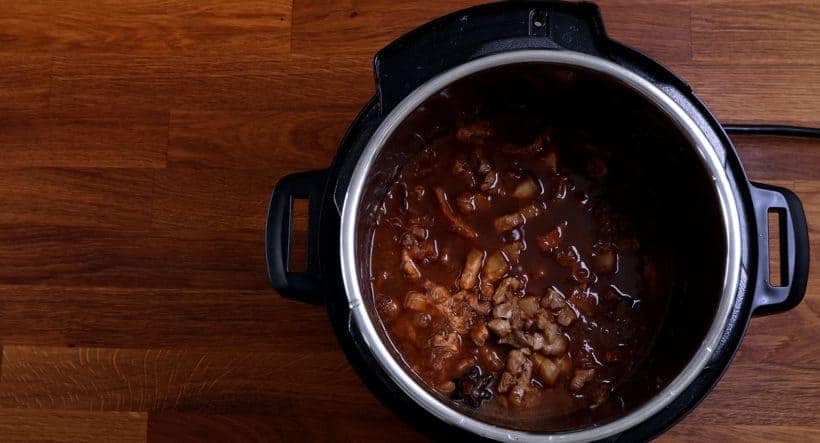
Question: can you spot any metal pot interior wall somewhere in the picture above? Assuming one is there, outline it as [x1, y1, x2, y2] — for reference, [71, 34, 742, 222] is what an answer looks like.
[352, 61, 727, 432]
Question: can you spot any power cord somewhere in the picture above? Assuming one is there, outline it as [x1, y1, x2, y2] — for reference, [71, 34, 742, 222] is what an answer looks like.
[723, 124, 820, 139]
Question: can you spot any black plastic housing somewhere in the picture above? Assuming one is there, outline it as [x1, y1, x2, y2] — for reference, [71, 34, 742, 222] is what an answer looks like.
[264, 1, 809, 440]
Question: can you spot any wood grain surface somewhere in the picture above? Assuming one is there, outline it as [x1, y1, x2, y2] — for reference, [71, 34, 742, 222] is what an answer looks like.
[0, 0, 817, 441]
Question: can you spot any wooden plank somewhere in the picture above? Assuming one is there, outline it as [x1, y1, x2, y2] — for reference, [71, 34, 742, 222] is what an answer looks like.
[49, 55, 371, 117]
[692, 0, 820, 62]
[2, 53, 174, 168]
[0, 114, 168, 168]
[596, 0, 692, 62]
[167, 109, 352, 168]
[166, 54, 372, 113]
[0, 54, 169, 168]
[0, 345, 369, 414]
[41, 0, 170, 54]
[684, 334, 820, 427]
[162, 0, 292, 54]
[148, 413, 284, 442]
[169, 56, 294, 111]
[0, 169, 154, 230]
[2, 319, 817, 434]
[0, 167, 283, 288]
[0, 409, 147, 442]
[667, 62, 820, 126]
[147, 410, 426, 443]
[0, 2, 53, 54]
[50, 54, 175, 117]
[0, 0, 291, 55]
[291, 0, 476, 62]
[661, 425, 820, 442]
[735, 136, 820, 182]
[0, 54, 51, 112]
[0, 286, 334, 352]
[282, 54, 376, 111]
[0, 111, 52, 155]
[291, 0, 692, 62]
[43, 112, 168, 169]
[148, 167, 304, 280]
[0, 226, 267, 289]
[149, 166, 308, 284]
[151, 168, 278, 241]
[51, 53, 356, 115]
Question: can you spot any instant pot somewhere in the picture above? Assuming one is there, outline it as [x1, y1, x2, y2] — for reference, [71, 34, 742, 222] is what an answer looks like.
[265, 2, 810, 440]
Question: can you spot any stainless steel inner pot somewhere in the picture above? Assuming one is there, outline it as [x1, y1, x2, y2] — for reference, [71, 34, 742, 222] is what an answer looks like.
[339, 50, 742, 441]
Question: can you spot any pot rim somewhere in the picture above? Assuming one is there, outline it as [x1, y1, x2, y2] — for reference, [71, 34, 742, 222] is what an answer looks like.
[340, 50, 742, 442]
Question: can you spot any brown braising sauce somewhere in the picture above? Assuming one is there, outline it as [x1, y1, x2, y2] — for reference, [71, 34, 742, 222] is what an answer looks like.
[370, 116, 667, 422]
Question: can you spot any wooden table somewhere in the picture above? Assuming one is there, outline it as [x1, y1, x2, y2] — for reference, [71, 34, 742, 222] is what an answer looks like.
[0, 1, 817, 441]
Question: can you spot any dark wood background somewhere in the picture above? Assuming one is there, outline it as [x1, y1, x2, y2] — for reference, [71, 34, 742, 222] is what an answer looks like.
[0, 0, 817, 441]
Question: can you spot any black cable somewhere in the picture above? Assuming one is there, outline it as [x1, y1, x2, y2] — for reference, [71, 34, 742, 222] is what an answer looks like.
[723, 124, 820, 139]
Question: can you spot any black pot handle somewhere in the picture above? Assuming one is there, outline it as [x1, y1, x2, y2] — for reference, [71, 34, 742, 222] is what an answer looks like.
[265, 169, 327, 304]
[374, 1, 609, 115]
[750, 182, 810, 316]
